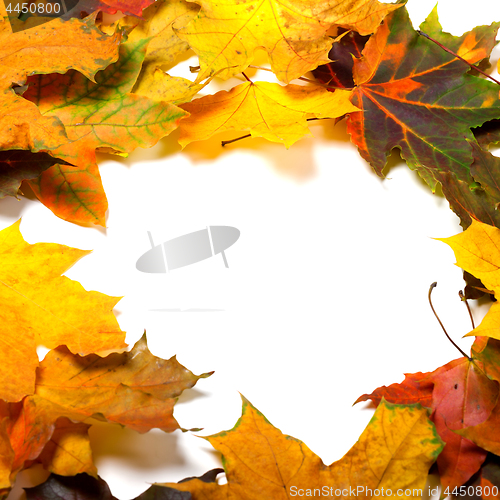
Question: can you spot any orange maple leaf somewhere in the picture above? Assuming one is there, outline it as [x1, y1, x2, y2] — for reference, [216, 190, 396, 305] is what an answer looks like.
[0, 335, 211, 495]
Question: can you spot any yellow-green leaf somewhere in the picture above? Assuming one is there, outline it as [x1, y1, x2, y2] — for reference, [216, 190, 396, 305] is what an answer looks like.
[177, 0, 401, 83]
[437, 219, 500, 339]
[159, 398, 443, 499]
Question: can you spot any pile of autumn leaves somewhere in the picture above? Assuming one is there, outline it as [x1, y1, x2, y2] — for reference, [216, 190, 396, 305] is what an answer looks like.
[4, 0, 500, 497]
[4, 224, 500, 500]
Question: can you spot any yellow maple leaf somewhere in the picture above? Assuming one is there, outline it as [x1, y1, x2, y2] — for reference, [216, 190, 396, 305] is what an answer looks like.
[106, 0, 206, 104]
[179, 82, 359, 148]
[160, 397, 442, 498]
[134, 70, 205, 105]
[35, 419, 97, 478]
[437, 219, 500, 340]
[0, 220, 125, 402]
[176, 0, 401, 83]
[125, 0, 199, 76]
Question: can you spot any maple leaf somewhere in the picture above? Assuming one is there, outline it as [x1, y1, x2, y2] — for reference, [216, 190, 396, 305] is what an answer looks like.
[116, 0, 199, 85]
[458, 453, 500, 500]
[159, 396, 442, 498]
[437, 219, 500, 340]
[176, 0, 401, 83]
[313, 29, 370, 89]
[17, 0, 159, 22]
[356, 337, 500, 489]
[33, 334, 212, 433]
[27, 163, 109, 228]
[115, 0, 204, 104]
[345, 6, 500, 220]
[0, 219, 125, 402]
[178, 82, 359, 148]
[67, 0, 157, 17]
[429, 357, 498, 489]
[33, 419, 97, 478]
[0, 150, 72, 199]
[0, 335, 211, 495]
[134, 72, 205, 105]
[0, 14, 120, 92]
[0, 14, 121, 152]
[474, 120, 500, 150]
[436, 142, 500, 231]
[23, 38, 187, 225]
[355, 372, 434, 407]
[0, 93, 68, 153]
[455, 340, 500, 457]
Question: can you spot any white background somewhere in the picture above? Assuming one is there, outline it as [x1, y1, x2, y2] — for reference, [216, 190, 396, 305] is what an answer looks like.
[4, 0, 500, 498]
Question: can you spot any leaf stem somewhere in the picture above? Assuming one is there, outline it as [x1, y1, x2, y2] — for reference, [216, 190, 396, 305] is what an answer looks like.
[428, 282, 471, 360]
[221, 134, 251, 146]
[459, 290, 475, 329]
[417, 30, 500, 86]
[241, 72, 252, 82]
[221, 118, 327, 146]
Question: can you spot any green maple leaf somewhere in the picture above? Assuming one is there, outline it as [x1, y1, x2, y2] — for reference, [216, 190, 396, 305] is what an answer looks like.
[437, 141, 500, 229]
[23, 38, 187, 226]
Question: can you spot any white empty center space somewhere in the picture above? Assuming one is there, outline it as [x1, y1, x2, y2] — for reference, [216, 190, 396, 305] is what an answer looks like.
[3, 1, 500, 498]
